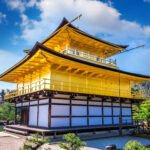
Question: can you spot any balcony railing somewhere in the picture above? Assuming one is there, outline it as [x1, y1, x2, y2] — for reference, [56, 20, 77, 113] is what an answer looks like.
[4, 78, 144, 100]
[61, 49, 117, 69]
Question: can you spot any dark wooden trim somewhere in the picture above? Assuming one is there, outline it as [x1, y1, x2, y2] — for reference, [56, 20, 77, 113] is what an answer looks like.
[87, 97, 89, 127]
[28, 98, 31, 126]
[111, 99, 114, 125]
[48, 97, 51, 128]
[69, 96, 72, 128]
[102, 99, 104, 125]
[37, 98, 39, 127]
[131, 103, 133, 124]
[14, 103, 17, 124]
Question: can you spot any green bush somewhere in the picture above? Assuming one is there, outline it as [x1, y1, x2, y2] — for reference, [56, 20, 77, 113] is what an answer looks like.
[0, 126, 3, 132]
[124, 140, 147, 150]
[23, 133, 50, 150]
[59, 133, 86, 150]
[0, 102, 15, 124]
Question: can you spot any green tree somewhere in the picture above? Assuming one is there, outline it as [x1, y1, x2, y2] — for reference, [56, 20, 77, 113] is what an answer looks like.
[124, 140, 147, 150]
[59, 133, 86, 150]
[133, 100, 150, 126]
[23, 133, 50, 150]
[0, 102, 15, 124]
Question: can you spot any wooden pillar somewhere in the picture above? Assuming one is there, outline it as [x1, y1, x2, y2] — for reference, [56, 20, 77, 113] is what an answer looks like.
[48, 96, 51, 128]
[87, 96, 89, 127]
[21, 101, 23, 125]
[102, 98, 104, 125]
[22, 76, 25, 95]
[37, 98, 39, 127]
[119, 98, 122, 136]
[131, 101, 133, 124]
[111, 98, 113, 125]
[70, 96, 72, 128]
[14, 103, 17, 124]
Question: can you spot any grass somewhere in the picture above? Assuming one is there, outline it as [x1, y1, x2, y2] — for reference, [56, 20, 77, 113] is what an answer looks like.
[0, 125, 3, 132]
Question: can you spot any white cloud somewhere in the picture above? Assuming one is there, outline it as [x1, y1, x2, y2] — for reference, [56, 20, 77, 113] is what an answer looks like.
[20, 14, 29, 27]
[5, 0, 37, 13]
[7, 0, 149, 46]
[0, 12, 6, 23]
[6, 0, 26, 13]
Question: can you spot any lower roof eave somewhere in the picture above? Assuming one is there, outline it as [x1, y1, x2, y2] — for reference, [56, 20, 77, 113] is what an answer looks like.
[1, 42, 150, 80]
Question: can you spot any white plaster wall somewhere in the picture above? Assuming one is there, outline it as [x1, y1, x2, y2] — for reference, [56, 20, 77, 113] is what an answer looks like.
[72, 106, 87, 116]
[22, 102, 29, 106]
[89, 107, 102, 116]
[122, 108, 131, 116]
[113, 108, 120, 116]
[122, 103, 131, 107]
[16, 103, 22, 107]
[39, 99, 49, 104]
[51, 99, 70, 104]
[103, 107, 112, 116]
[38, 105, 48, 127]
[72, 100, 87, 105]
[30, 100, 38, 105]
[104, 117, 112, 124]
[51, 105, 70, 116]
[113, 103, 120, 106]
[89, 117, 102, 125]
[29, 106, 37, 126]
[72, 117, 87, 126]
[51, 118, 69, 127]
[89, 101, 101, 105]
[103, 102, 111, 106]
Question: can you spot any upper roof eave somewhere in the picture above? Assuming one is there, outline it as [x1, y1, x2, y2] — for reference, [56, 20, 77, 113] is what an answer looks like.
[42, 17, 128, 49]
[24, 17, 128, 54]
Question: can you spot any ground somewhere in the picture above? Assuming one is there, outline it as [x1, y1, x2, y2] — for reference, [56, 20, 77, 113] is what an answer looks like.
[1, 132, 150, 150]
[0, 132, 25, 150]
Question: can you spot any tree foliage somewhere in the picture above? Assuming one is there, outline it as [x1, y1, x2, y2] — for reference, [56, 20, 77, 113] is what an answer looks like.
[124, 140, 147, 150]
[133, 100, 150, 125]
[23, 133, 50, 150]
[0, 102, 15, 122]
[59, 133, 86, 150]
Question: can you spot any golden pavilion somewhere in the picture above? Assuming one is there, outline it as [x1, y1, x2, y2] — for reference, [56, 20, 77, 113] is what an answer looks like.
[1, 16, 150, 135]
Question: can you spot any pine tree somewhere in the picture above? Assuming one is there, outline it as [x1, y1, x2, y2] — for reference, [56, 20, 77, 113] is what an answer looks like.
[59, 133, 86, 150]
[23, 133, 50, 150]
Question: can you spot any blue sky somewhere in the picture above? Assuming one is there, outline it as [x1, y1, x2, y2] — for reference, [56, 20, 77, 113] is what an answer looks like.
[1, 0, 150, 90]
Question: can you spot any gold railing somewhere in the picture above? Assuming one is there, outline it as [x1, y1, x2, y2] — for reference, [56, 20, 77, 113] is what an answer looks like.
[4, 78, 144, 100]
[62, 49, 117, 69]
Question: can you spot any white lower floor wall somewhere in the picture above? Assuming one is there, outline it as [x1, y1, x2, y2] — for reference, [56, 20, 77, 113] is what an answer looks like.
[51, 118, 70, 127]
[50, 98, 132, 128]
[16, 97, 133, 128]
[38, 105, 49, 127]
[28, 104, 49, 127]
[29, 106, 37, 126]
